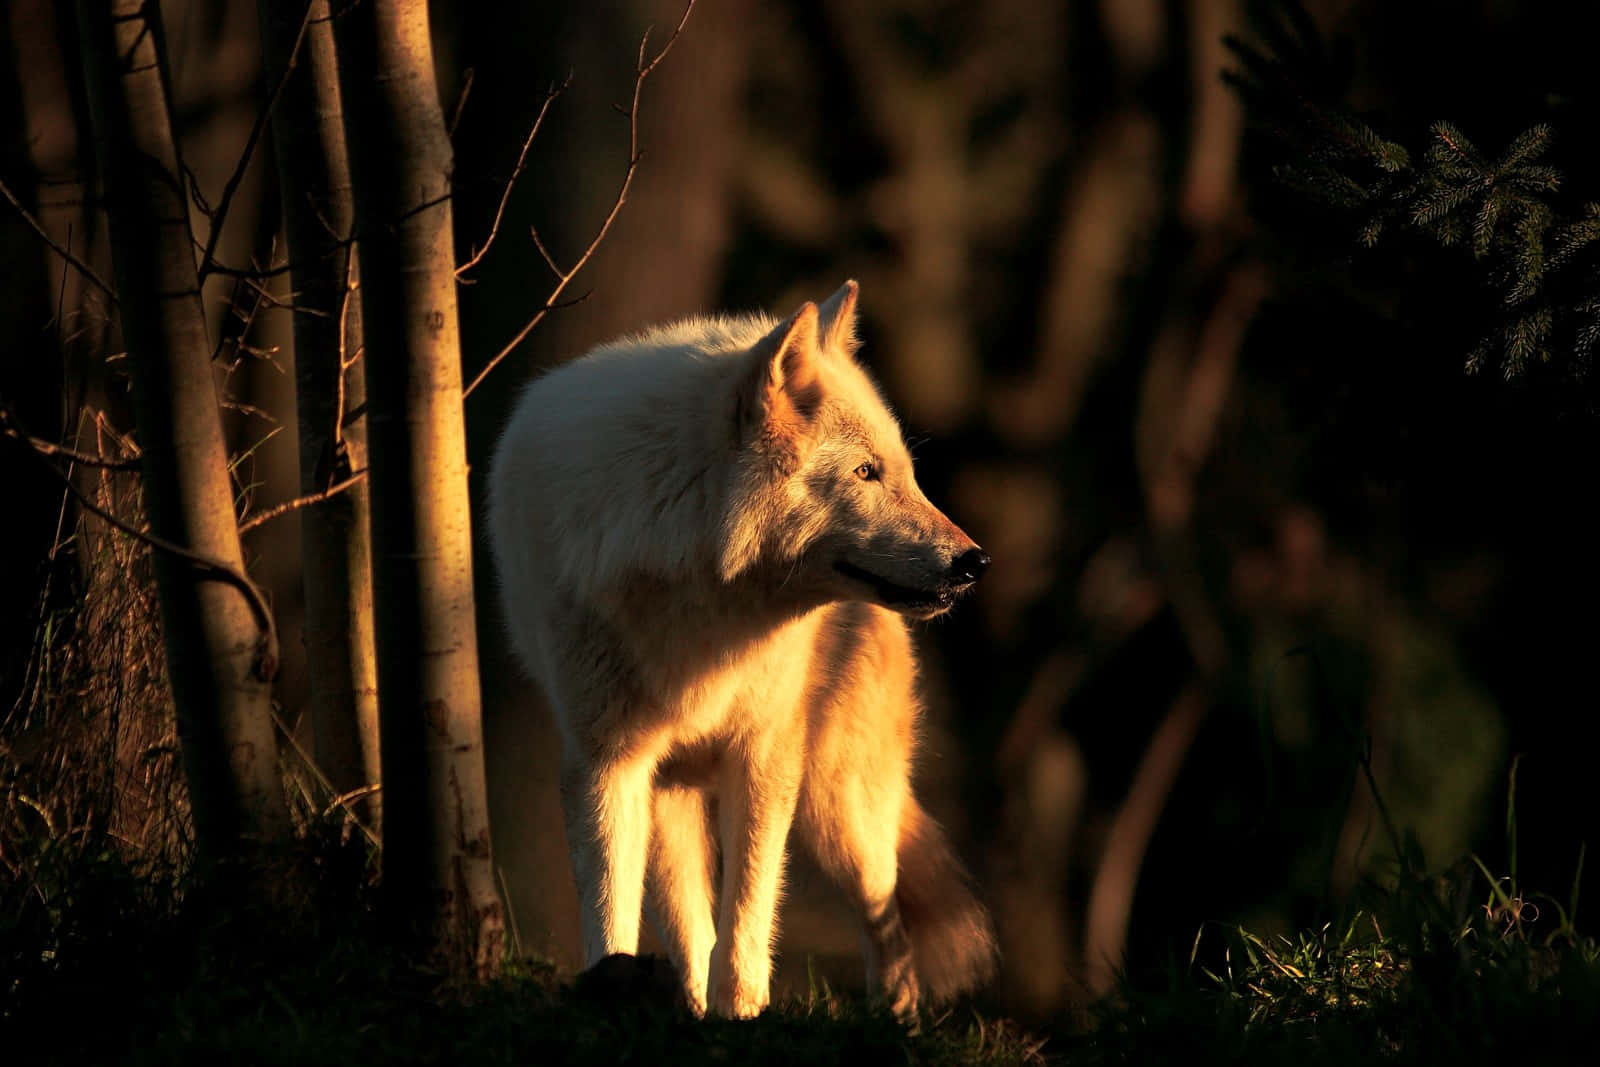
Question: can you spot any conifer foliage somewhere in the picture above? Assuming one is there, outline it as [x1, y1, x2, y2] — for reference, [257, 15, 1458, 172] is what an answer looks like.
[1225, 1, 1600, 382]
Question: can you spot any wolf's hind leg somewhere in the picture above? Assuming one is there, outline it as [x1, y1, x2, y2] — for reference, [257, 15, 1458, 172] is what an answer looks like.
[646, 783, 717, 1015]
[561, 754, 655, 967]
[797, 779, 919, 1021]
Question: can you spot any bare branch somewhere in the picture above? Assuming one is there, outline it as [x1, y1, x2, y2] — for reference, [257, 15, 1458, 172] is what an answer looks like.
[202, 257, 303, 281]
[0, 176, 118, 304]
[88, 406, 141, 457]
[6, 424, 279, 678]
[336, 248, 358, 445]
[213, 258, 278, 367]
[447, 67, 475, 138]
[268, 706, 381, 849]
[0, 401, 140, 470]
[464, 0, 696, 398]
[465, 291, 594, 397]
[196, 0, 317, 283]
[238, 467, 368, 534]
[456, 75, 571, 280]
[529, 223, 562, 278]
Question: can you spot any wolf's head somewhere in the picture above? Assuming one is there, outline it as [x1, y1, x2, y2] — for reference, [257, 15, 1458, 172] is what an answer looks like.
[718, 282, 989, 619]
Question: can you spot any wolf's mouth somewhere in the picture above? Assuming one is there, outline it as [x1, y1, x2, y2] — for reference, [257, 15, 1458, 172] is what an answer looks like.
[834, 560, 970, 611]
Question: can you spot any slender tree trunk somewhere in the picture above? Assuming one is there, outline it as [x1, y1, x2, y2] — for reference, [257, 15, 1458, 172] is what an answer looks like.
[332, 0, 503, 976]
[75, 0, 289, 857]
[258, 0, 381, 831]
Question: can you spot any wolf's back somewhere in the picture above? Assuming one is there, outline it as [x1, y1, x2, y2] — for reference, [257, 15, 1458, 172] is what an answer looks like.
[485, 319, 768, 613]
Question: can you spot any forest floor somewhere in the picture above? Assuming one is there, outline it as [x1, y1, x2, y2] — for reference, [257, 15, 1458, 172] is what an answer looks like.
[4, 818, 1599, 1065]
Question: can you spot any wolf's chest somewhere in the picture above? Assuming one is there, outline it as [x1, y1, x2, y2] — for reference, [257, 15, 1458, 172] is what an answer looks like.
[623, 607, 827, 744]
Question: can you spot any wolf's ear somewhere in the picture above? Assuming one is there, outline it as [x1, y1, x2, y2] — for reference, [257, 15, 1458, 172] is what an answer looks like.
[818, 279, 860, 356]
[742, 301, 822, 442]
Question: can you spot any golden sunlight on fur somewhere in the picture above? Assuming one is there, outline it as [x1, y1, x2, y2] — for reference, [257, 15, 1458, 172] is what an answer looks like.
[486, 282, 995, 1020]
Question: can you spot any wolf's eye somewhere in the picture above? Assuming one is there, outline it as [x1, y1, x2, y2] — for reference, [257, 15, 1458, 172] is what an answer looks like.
[853, 461, 877, 481]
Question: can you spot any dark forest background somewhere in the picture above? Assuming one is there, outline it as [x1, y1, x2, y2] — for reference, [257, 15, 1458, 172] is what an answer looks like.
[4, 0, 1597, 1022]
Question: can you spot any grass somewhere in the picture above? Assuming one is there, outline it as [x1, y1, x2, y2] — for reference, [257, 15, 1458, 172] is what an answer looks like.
[0, 822, 1046, 1066]
[1062, 764, 1600, 1066]
[5, 805, 1598, 1066]
[5, 542, 1595, 1063]
[1066, 885, 1600, 1065]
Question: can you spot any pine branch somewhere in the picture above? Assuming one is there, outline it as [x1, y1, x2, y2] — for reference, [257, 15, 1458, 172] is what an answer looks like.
[1229, 0, 1600, 382]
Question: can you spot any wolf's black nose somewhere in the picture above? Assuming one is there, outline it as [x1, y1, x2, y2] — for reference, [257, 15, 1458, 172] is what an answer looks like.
[951, 548, 991, 583]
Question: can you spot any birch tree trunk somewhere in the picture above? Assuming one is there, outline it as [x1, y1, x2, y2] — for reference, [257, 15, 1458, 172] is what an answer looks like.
[258, 0, 381, 831]
[332, 0, 504, 977]
[75, 0, 289, 857]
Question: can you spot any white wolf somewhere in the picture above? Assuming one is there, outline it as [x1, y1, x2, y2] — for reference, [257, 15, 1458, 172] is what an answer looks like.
[485, 282, 996, 1019]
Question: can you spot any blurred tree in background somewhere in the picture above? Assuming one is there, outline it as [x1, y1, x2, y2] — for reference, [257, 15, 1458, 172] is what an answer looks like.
[5, 0, 1598, 1024]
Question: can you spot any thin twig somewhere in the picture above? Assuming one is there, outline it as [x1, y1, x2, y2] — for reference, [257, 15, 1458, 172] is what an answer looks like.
[0, 402, 140, 470]
[463, 0, 696, 398]
[202, 257, 302, 281]
[89, 407, 141, 457]
[447, 67, 476, 138]
[327, 783, 382, 812]
[6, 427, 279, 680]
[465, 292, 593, 398]
[268, 706, 381, 849]
[335, 246, 358, 451]
[528, 224, 562, 279]
[240, 275, 334, 318]
[456, 75, 571, 280]
[54, 221, 74, 349]
[0, 176, 118, 304]
[213, 247, 278, 367]
[195, 0, 317, 283]
[238, 468, 367, 534]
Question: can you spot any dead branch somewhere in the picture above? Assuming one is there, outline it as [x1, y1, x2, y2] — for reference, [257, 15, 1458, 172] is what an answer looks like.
[455, 74, 571, 280]
[200, 257, 301, 281]
[0, 175, 118, 304]
[238, 467, 368, 534]
[9, 428, 278, 681]
[213, 245, 284, 371]
[447, 67, 476, 138]
[268, 706, 381, 849]
[462, 0, 696, 398]
[0, 401, 139, 470]
[195, 0, 317, 284]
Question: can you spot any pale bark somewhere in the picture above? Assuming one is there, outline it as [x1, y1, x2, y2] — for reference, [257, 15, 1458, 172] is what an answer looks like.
[333, 0, 504, 976]
[75, 0, 289, 855]
[258, 0, 381, 830]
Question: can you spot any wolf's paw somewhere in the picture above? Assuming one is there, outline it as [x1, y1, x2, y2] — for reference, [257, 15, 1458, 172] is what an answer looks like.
[882, 961, 921, 1028]
[707, 978, 770, 1019]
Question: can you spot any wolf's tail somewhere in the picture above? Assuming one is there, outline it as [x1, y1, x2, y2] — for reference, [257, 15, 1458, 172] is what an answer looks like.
[894, 800, 999, 1004]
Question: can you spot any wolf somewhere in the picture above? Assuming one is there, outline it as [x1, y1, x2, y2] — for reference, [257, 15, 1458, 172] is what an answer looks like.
[485, 281, 996, 1020]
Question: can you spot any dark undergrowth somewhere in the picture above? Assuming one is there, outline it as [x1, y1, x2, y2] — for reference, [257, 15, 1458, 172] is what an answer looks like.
[4, 808, 1598, 1065]
[4, 555, 1594, 1064]
[1065, 860, 1600, 1066]
[1063, 759, 1600, 1066]
[0, 817, 1045, 1066]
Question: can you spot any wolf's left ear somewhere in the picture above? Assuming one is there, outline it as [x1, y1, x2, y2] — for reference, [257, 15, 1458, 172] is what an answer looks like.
[739, 300, 823, 450]
[818, 279, 860, 356]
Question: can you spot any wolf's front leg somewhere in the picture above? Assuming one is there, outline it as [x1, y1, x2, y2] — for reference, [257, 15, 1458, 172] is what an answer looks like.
[561, 754, 656, 966]
[707, 732, 805, 1018]
[646, 783, 718, 1015]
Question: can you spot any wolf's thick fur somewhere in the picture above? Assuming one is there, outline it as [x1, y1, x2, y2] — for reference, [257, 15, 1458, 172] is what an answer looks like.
[485, 282, 996, 1019]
